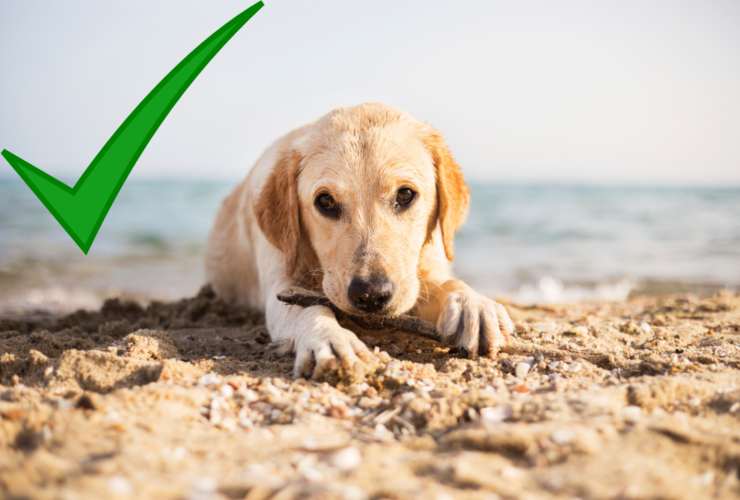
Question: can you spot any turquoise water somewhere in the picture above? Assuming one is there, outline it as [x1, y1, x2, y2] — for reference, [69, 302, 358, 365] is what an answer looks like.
[1, 178, 739, 311]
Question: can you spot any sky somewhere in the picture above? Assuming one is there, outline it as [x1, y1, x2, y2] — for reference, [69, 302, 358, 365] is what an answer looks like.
[1, 0, 739, 185]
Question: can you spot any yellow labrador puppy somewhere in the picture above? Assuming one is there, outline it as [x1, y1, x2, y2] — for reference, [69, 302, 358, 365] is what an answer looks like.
[206, 103, 514, 377]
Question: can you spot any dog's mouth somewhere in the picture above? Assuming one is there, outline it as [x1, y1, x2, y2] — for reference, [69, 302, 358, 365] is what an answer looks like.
[333, 300, 394, 319]
[277, 286, 400, 319]
[344, 296, 419, 320]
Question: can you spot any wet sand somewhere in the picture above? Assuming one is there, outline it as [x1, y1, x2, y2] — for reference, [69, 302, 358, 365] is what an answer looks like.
[1, 287, 739, 499]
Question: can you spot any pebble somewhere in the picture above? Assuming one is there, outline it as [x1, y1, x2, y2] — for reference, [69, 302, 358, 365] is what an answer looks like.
[480, 405, 512, 424]
[407, 397, 431, 414]
[622, 405, 642, 423]
[296, 456, 323, 482]
[107, 476, 133, 496]
[639, 322, 653, 335]
[104, 410, 124, 425]
[571, 325, 589, 336]
[358, 396, 382, 409]
[515, 362, 531, 379]
[399, 392, 416, 404]
[501, 466, 524, 479]
[56, 398, 74, 411]
[218, 417, 237, 431]
[238, 408, 254, 428]
[209, 410, 222, 425]
[479, 386, 497, 398]
[238, 387, 259, 403]
[550, 428, 575, 445]
[219, 384, 234, 399]
[698, 471, 715, 486]
[336, 485, 367, 500]
[373, 423, 394, 441]
[329, 446, 362, 471]
[198, 373, 221, 387]
[263, 382, 283, 400]
[190, 477, 217, 496]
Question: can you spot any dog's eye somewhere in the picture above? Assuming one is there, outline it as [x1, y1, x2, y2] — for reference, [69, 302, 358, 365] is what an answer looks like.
[395, 187, 416, 209]
[314, 193, 341, 219]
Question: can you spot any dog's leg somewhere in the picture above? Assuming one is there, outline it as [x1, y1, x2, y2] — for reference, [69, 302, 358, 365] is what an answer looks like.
[417, 278, 515, 358]
[265, 286, 373, 378]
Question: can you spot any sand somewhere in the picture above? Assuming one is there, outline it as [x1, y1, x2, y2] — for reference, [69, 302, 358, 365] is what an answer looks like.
[1, 287, 739, 499]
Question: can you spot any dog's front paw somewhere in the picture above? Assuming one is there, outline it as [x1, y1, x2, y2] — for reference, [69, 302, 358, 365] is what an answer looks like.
[293, 322, 374, 380]
[436, 283, 515, 358]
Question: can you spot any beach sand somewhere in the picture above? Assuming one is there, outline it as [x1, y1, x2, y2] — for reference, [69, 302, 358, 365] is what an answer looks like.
[1, 287, 739, 499]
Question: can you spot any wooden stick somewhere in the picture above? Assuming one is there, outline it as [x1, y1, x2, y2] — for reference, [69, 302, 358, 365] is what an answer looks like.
[277, 287, 613, 367]
[276, 287, 441, 341]
[277, 288, 580, 363]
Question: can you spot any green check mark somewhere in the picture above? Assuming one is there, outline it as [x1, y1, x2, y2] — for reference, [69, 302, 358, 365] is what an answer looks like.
[2, 1, 264, 254]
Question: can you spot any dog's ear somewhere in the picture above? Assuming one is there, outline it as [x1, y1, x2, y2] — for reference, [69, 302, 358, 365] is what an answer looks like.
[423, 130, 470, 261]
[254, 150, 303, 276]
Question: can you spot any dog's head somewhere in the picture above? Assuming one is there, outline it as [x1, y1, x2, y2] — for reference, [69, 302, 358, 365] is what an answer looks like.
[255, 103, 469, 316]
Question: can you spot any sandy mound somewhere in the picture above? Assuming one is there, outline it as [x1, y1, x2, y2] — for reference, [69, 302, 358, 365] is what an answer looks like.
[1, 287, 739, 499]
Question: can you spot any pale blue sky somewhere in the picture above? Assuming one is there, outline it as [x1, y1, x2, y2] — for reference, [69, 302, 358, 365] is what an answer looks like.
[1, 0, 738, 184]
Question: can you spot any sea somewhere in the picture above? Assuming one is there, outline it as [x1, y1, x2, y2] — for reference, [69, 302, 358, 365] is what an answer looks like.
[1, 178, 739, 313]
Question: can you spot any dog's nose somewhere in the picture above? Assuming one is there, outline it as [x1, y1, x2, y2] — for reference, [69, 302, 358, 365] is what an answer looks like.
[348, 275, 394, 313]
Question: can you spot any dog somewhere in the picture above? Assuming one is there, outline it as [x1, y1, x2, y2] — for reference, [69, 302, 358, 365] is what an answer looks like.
[206, 103, 514, 378]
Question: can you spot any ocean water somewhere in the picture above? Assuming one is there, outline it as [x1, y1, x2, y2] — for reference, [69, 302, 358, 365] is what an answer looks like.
[1, 178, 739, 312]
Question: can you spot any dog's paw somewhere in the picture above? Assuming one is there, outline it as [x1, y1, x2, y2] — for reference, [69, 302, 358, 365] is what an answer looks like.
[436, 284, 515, 358]
[293, 323, 374, 380]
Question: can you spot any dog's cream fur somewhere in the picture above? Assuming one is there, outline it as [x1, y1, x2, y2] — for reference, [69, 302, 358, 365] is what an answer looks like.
[206, 103, 513, 377]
